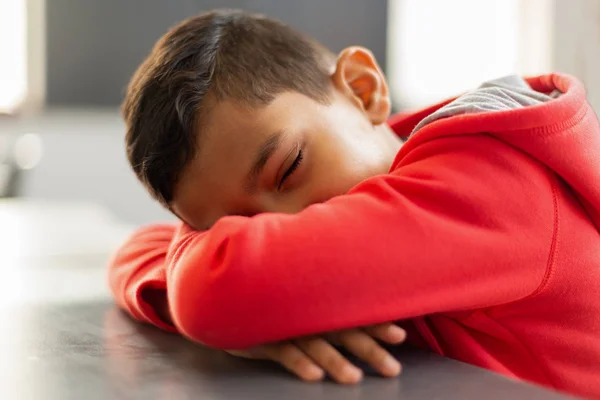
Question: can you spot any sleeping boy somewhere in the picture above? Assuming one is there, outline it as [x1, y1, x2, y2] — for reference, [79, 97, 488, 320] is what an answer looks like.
[109, 10, 600, 398]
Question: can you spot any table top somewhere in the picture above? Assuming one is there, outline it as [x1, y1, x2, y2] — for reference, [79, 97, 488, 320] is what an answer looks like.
[0, 301, 574, 400]
[0, 200, 574, 399]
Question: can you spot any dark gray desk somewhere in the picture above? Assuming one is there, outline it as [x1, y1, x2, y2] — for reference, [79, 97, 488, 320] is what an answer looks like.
[0, 302, 574, 400]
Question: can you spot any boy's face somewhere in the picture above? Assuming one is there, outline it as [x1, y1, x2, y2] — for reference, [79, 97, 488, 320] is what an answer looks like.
[171, 47, 402, 230]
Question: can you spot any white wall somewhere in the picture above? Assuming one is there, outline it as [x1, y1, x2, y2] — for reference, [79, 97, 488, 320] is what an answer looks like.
[0, 109, 175, 224]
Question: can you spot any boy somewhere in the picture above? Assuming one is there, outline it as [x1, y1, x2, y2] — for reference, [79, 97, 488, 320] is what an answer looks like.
[109, 10, 600, 398]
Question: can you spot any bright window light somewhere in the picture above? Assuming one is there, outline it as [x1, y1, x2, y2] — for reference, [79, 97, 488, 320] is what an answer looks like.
[388, 0, 521, 108]
[0, 0, 28, 113]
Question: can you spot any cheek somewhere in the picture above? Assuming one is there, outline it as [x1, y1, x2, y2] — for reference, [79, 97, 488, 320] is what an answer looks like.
[323, 120, 382, 174]
[311, 148, 369, 201]
[306, 114, 381, 202]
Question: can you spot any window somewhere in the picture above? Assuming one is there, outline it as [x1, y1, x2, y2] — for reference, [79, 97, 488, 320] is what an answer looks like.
[0, 0, 28, 114]
[387, 0, 553, 109]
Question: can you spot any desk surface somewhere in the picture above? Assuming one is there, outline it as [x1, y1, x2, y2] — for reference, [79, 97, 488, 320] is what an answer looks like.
[0, 301, 574, 400]
[0, 200, 574, 399]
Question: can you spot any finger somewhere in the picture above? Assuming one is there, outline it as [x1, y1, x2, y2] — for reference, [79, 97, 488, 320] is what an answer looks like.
[263, 343, 325, 382]
[295, 337, 363, 384]
[226, 346, 268, 360]
[364, 323, 407, 344]
[337, 329, 402, 377]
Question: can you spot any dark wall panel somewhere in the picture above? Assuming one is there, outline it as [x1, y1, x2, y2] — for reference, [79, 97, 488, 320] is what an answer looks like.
[46, 0, 388, 106]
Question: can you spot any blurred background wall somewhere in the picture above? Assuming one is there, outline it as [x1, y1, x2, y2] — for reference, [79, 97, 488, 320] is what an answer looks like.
[1, 0, 599, 225]
[45, 0, 387, 107]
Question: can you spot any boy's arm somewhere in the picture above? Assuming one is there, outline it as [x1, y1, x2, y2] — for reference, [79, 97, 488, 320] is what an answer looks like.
[107, 224, 409, 383]
[166, 134, 555, 349]
[107, 224, 178, 332]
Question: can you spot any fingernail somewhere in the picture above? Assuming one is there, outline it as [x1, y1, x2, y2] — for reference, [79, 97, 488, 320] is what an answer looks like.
[342, 365, 363, 383]
[306, 364, 325, 381]
[383, 356, 401, 376]
[388, 325, 407, 342]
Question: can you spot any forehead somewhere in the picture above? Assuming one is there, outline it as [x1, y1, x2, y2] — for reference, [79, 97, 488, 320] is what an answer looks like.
[171, 91, 323, 227]
[197, 92, 320, 179]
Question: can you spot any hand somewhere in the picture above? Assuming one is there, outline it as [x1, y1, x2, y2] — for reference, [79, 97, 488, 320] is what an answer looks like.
[226, 322, 406, 384]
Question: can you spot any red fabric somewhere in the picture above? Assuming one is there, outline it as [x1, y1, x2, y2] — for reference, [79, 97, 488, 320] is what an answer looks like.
[107, 73, 600, 398]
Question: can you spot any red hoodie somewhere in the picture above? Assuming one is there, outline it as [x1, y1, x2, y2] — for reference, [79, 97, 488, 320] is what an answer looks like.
[108, 73, 600, 398]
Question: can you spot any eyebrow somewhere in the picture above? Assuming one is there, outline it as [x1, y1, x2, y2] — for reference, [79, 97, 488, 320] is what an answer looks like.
[244, 131, 284, 193]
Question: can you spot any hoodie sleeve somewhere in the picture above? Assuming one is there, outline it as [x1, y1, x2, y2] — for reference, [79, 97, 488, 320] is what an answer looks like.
[107, 134, 555, 349]
[107, 223, 178, 332]
[162, 134, 555, 349]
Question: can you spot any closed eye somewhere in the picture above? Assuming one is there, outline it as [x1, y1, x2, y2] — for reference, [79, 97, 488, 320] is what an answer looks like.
[279, 149, 303, 189]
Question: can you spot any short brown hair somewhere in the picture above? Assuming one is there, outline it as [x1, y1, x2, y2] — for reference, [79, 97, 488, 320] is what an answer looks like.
[123, 9, 335, 207]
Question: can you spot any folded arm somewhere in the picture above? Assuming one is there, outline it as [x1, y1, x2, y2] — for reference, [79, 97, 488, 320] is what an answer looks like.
[108, 224, 177, 332]
[109, 135, 555, 349]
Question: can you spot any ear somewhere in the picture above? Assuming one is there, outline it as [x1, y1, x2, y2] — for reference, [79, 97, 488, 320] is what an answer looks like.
[332, 46, 391, 125]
